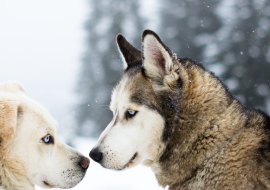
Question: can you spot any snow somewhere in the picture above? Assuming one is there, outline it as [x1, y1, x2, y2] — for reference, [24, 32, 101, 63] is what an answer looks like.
[36, 137, 165, 190]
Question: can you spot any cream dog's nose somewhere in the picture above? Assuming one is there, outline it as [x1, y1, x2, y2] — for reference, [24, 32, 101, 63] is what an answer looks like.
[79, 156, 90, 169]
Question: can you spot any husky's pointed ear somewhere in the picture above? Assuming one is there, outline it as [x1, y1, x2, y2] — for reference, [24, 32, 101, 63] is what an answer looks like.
[116, 34, 142, 69]
[0, 100, 20, 141]
[142, 30, 177, 80]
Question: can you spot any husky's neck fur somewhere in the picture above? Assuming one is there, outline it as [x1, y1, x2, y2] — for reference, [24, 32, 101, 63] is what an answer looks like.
[0, 140, 34, 190]
[149, 58, 248, 187]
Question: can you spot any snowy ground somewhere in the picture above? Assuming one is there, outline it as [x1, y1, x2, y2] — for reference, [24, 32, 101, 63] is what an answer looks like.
[36, 137, 165, 190]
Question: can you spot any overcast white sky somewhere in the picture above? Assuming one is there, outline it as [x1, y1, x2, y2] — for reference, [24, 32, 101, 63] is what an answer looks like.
[0, 0, 88, 127]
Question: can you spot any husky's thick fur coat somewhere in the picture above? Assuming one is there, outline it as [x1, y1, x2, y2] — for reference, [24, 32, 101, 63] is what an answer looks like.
[90, 30, 270, 190]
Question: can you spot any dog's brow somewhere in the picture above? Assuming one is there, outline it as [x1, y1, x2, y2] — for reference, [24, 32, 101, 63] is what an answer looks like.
[111, 110, 119, 127]
[110, 90, 118, 112]
[44, 127, 55, 134]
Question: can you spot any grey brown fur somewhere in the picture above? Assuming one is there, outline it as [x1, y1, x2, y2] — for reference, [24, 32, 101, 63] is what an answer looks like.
[117, 30, 270, 190]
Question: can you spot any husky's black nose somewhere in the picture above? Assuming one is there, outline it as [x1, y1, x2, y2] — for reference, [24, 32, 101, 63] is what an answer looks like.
[89, 148, 103, 163]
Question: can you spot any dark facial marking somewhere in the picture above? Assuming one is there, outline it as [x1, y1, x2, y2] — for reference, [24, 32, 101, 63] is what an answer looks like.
[130, 91, 163, 117]
[130, 152, 137, 161]
[43, 181, 50, 186]
[125, 110, 138, 120]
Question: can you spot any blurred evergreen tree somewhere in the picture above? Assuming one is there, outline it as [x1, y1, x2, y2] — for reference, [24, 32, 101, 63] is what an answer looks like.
[159, 0, 222, 62]
[160, 0, 270, 112]
[76, 0, 144, 136]
[208, 0, 270, 110]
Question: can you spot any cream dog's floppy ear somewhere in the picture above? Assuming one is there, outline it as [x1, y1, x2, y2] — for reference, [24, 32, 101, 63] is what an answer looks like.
[0, 100, 20, 141]
[0, 81, 27, 95]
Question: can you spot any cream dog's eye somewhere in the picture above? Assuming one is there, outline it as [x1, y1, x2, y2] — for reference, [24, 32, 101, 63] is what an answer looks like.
[42, 136, 54, 144]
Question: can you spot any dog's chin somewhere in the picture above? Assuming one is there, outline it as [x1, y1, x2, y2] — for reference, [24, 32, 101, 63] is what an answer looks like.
[42, 174, 85, 189]
[43, 181, 78, 189]
[118, 152, 138, 171]
[103, 152, 139, 171]
[43, 181, 55, 188]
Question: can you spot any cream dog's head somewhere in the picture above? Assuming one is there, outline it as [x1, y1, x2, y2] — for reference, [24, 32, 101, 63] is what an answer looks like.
[0, 81, 89, 189]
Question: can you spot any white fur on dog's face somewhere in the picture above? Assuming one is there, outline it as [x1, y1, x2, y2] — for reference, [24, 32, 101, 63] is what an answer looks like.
[93, 76, 165, 170]
[1, 82, 87, 189]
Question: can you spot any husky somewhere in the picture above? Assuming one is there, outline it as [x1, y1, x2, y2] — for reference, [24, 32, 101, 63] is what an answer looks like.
[0, 81, 90, 190]
[90, 30, 270, 189]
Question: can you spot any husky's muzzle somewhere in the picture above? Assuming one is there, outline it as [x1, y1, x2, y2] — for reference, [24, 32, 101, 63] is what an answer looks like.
[89, 148, 103, 163]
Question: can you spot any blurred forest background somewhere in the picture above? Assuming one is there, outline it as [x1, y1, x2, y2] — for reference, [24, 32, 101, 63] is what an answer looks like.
[76, 0, 270, 137]
[1, 0, 269, 189]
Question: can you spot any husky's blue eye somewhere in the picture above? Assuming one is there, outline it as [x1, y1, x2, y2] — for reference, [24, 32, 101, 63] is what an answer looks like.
[42, 136, 54, 144]
[44, 136, 50, 142]
[128, 110, 136, 115]
[126, 110, 137, 119]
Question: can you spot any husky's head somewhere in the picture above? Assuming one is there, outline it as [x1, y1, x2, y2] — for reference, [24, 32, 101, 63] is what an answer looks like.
[90, 30, 181, 170]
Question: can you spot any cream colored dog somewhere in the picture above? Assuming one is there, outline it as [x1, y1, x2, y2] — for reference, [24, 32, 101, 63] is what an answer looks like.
[0, 81, 89, 190]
